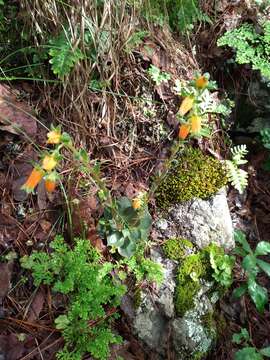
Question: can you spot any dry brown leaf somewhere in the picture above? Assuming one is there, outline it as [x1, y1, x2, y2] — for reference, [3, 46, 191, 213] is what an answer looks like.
[0, 84, 37, 139]
[27, 288, 45, 322]
[0, 261, 13, 299]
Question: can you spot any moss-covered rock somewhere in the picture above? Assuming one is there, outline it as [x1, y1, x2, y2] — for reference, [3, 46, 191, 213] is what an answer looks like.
[163, 238, 194, 261]
[155, 147, 227, 208]
[175, 253, 209, 316]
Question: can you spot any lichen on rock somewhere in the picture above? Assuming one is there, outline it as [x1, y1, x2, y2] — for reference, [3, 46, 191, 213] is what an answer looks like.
[155, 147, 227, 208]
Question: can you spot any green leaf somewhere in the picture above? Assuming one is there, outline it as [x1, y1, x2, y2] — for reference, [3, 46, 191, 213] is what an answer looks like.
[255, 241, 270, 256]
[117, 197, 132, 211]
[233, 247, 247, 257]
[49, 30, 84, 79]
[242, 254, 257, 271]
[55, 315, 70, 330]
[233, 285, 247, 298]
[257, 259, 270, 277]
[235, 347, 263, 360]
[234, 230, 252, 253]
[259, 347, 270, 357]
[140, 211, 152, 230]
[247, 278, 268, 313]
[232, 328, 250, 344]
[118, 239, 136, 258]
[107, 232, 124, 247]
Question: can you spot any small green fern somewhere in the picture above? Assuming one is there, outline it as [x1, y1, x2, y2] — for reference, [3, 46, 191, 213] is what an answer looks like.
[225, 145, 248, 194]
[49, 30, 84, 79]
[217, 22, 270, 79]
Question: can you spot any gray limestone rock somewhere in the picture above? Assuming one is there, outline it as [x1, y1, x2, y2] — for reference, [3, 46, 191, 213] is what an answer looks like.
[154, 188, 234, 250]
[129, 249, 177, 355]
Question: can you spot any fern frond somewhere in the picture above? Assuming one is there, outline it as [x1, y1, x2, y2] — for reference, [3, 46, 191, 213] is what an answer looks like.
[231, 145, 248, 166]
[49, 30, 84, 79]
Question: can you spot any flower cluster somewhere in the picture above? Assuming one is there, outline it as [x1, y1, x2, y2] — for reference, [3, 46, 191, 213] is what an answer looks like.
[176, 73, 213, 141]
[22, 126, 69, 194]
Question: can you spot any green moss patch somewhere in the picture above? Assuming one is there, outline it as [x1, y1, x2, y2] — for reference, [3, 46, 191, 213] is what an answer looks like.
[155, 147, 227, 208]
[163, 238, 194, 261]
[175, 253, 209, 316]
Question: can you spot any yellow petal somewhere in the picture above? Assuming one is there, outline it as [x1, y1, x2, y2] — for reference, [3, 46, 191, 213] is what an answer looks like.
[47, 130, 61, 144]
[179, 96, 194, 116]
[42, 155, 57, 171]
[190, 115, 202, 134]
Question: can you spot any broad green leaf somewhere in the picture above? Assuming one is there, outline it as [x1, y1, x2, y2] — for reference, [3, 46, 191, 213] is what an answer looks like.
[247, 278, 268, 313]
[118, 239, 136, 258]
[233, 285, 247, 298]
[257, 259, 270, 277]
[107, 232, 124, 247]
[259, 347, 270, 357]
[235, 347, 263, 360]
[255, 241, 270, 256]
[140, 212, 152, 230]
[242, 255, 257, 271]
[117, 197, 132, 211]
[234, 230, 252, 253]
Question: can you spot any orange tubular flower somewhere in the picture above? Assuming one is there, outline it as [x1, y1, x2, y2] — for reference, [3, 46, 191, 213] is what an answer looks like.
[47, 129, 61, 144]
[42, 155, 57, 172]
[179, 96, 194, 116]
[178, 124, 190, 140]
[195, 75, 208, 89]
[22, 168, 44, 193]
[190, 115, 202, 134]
[45, 179, 56, 193]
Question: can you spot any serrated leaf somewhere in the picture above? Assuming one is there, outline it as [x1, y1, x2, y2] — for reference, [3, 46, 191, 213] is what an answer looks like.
[255, 241, 270, 256]
[49, 31, 84, 79]
[257, 259, 270, 277]
[259, 347, 270, 357]
[233, 285, 247, 298]
[247, 278, 268, 313]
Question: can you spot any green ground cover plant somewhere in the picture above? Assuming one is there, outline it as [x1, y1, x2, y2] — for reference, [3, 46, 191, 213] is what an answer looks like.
[218, 22, 270, 80]
[233, 327, 270, 360]
[21, 236, 126, 360]
[233, 230, 270, 313]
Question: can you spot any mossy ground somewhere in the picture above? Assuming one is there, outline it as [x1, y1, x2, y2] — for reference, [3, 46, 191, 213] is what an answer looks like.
[156, 147, 227, 208]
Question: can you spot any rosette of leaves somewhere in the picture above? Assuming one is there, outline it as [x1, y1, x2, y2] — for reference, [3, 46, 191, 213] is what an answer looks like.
[98, 197, 152, 257]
